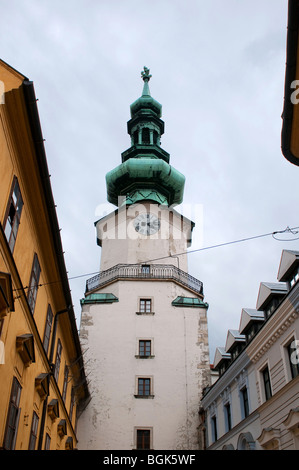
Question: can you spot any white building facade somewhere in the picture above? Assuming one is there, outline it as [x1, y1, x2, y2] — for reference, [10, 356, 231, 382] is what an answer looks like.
[77, 69, 211, 450]
[201, 250, 299, 450]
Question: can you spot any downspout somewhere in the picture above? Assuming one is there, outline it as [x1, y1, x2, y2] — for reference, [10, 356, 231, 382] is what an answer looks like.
[37, 307, 69, 450]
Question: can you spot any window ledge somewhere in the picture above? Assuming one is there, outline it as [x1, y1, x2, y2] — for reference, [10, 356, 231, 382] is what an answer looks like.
[135, 355, 155, 359]
[134, 395, 155, 399]
[135, 312, 155, 315]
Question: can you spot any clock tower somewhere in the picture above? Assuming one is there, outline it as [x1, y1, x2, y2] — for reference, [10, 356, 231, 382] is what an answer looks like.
[77, 68, 211, 450]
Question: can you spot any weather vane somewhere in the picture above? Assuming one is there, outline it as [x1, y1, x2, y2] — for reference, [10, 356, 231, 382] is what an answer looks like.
[141, 66, 152, 82]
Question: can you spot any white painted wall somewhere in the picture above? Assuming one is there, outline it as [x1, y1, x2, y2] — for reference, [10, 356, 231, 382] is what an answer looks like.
[77, 279, 210, 450]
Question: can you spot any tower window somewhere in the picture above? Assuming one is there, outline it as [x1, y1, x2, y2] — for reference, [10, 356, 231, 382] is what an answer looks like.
[141, 265, 150, 274]
[142, 128, 150, 144]
[138, 378, 151, 396]
[139, 340, 152, 357]
[133, 130, 139, 145]
[139, 299, 152, 313]
[136, 429, 151, 449]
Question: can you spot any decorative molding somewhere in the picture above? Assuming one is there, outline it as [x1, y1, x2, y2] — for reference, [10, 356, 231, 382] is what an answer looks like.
[251, 310, 299, 363]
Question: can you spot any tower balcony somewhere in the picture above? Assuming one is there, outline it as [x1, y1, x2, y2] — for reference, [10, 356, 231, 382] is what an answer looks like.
[85, 263, 203, 297]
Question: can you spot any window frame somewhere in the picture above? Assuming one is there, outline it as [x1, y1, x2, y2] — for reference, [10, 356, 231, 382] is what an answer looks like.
[54, 339, 62, 382]
[69, 386, 76, 424]
[139, 298, 152, 313]
[3, 377, 22, 450]
[240, 386, 249, 418]
[138, 339, 152, 358]
[44, 433, 51, 450]
[261, 365, 272, 401]
[135, 428, 152, 450]
[28, 411, 39, 450]
[135, 376, 154, 398]
[224, 402, 232, 432]
[43, 304, 53, 355]
[3, 176, 24, 253]
[138, 378, 151, 396]
[211, 415, 218, 442]
[27, 253, 41, 314]
[62, 364, 69, 402]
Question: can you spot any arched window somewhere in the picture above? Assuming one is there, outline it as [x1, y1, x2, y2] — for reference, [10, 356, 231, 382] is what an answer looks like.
[237, 432, 256, 450]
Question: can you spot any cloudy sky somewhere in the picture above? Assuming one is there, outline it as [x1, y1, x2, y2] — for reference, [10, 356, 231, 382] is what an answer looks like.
[2, 0, 299, 360]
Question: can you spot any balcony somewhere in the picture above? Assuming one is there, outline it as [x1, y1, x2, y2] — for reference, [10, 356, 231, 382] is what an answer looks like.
[86, 263, 203, 296]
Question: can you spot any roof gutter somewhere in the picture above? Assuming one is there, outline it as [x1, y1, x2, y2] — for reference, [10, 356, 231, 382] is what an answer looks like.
[21, 79, 89, 400]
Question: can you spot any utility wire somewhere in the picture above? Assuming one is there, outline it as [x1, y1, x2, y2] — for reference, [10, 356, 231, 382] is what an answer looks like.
[143, 225, 299, 264]
[12, 225, 299, 296]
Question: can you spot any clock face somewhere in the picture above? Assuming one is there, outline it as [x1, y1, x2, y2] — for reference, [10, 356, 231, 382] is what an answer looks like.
[134, 213, 160, 235]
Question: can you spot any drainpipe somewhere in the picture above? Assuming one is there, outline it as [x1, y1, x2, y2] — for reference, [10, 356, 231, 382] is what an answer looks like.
[37, 307, 69, 450]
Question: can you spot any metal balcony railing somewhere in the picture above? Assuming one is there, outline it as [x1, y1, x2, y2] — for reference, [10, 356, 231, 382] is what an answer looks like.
[86, 263, 203, 296]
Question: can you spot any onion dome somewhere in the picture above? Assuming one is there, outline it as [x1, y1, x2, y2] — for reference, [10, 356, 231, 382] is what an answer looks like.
[105, 67, 185, 207]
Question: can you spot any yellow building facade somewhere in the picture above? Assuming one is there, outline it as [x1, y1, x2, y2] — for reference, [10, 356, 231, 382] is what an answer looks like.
[0, 60, 89, 450]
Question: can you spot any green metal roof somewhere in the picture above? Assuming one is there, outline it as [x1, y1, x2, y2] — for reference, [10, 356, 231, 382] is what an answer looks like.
[105, 67, 185, 207]
[172, 296, 209, 309]
[106, 157, 185, 207]
[80, 293, 119, 305]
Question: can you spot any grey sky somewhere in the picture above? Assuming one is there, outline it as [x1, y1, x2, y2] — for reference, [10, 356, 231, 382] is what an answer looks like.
[1, 0, 299, 359]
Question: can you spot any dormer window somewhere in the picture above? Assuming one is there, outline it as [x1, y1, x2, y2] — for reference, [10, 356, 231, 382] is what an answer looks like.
[289, 265, 299, 288]
[246, 322, 262, 342]
[264, 297, 280, 319]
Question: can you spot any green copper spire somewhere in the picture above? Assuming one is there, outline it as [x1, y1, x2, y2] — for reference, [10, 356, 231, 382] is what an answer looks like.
[141, 66, 151, 96]
[130, 67, 162, 119]
[105, 67, 185, 207]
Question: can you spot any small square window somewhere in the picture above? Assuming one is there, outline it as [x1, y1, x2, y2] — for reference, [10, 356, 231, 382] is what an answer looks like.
[139, 299, 151, 313]
[139, 340, 151, 357]
[138, 378, 151, 396]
